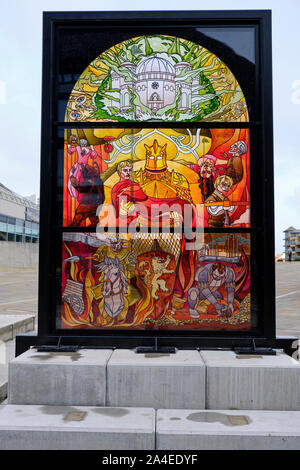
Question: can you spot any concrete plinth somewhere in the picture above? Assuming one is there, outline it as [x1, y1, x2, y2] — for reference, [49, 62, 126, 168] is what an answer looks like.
[0, 405, 155, 450]
[8, 348, 113, 406]
[201, 350, 300, 410]
[157, 409, 300, 450]
[107, 349, 205, 409]
[0, 315, 35, 342]
[0, 366, 7, 402]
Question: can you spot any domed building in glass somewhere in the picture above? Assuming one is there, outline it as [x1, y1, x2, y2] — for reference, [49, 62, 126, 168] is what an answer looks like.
[111, 55, 195, 116]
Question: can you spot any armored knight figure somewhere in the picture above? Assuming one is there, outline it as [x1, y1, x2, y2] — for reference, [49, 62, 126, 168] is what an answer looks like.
[133, 139, 193, 203]
[188, 262, 236, 318]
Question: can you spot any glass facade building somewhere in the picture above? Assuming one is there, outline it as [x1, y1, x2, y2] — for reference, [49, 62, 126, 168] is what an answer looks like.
[0, 214, 39, 243]
[0, 183, 39, 243]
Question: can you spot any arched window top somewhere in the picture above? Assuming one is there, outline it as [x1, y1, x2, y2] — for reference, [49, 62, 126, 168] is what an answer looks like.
[150, 93, 160, 101]
[123, 92, 130, 107]
[65, 34, 248, 123]
[181, 92, 187, 108]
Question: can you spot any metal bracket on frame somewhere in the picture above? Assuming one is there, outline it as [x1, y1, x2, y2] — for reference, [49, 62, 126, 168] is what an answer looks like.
[135, 337, 176, 354]
[36, 337, 79, 353]
[233, 339, 276, 356]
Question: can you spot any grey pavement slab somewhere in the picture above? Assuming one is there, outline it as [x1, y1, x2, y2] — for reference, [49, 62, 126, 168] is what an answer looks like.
[9, 348, 113, 406]
[0, 268, 38, 318]
[276, 262, 300, 338]
[156, 409, 300, 450]
[0, 405, 155, 450]
[107, 349, 205, 409]
[276, 262, 300, 296]
[201, 350, 300, 410]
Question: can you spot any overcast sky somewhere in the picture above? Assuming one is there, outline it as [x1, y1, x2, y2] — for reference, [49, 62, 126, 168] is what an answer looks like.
[0, 0, 299, 253]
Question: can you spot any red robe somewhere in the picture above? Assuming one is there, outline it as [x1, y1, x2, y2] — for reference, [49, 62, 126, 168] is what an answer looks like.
[111, 179, 196, 292]
[111, 179, 196, 227]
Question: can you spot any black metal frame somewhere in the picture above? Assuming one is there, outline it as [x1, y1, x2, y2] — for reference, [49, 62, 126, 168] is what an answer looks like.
[16, 9, 295, 355]
[16, 333, 299, 358]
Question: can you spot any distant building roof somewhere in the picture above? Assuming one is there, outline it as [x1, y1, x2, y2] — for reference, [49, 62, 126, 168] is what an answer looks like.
[0, 182, 39, 210]
[284, 226, 299, 232]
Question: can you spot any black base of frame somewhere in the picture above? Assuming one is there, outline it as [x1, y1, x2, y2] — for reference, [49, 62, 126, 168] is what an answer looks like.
[233, 338, 276, 355]
[136, 346, 177, 354]
[15, 334, 298, 358]
[136, 337, 177, 354]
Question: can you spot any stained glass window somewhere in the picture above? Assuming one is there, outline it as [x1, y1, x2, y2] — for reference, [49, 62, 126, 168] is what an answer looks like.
[65, 35, 249, 123]
[37, 11, 276, 344]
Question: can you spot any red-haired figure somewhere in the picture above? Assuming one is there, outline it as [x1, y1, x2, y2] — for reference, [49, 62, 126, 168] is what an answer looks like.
[70, 162, 104, 226]
[68, 138, 99, 199]
[197, 154, 217, 201]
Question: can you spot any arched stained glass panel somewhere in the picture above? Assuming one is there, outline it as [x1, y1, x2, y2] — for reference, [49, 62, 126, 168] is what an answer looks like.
[65, 35, 249, 123]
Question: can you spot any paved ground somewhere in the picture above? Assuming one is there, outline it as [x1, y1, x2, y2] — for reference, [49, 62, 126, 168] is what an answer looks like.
[276, 262, 300, 337]
[0, 268, 38, 318]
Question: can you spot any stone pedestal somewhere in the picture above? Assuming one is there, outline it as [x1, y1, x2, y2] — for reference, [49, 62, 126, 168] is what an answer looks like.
[0, 315, 35, 342]
[0, 405, 155, 450]
[107, 349, 205, 409]
[0, 365, 7, 402]
[8, 348, 113, 406]
[3, 347, 300, 449]
[156, 409, 300, 450]
[200, 350, 300, 410]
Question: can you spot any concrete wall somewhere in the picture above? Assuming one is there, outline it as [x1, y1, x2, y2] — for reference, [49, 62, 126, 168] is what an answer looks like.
[0, 242, 38, 268]
[0, 199, 25, 219]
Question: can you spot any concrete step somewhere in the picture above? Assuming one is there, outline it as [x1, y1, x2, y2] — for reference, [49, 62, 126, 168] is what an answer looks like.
[1, 405, 300, 450]
[0, 338, 16, 404]
[9, 348, 205, 409]
[9, 348, 113, 406]
[0, 405, 155, 450]
[0, 315, 35, 342]
[157, 409, 300, 450]
[0, 365, 8, 402]
[200, 350, 300, 410]
[107, 349, 205, 409]
[8, 348, 300, 410]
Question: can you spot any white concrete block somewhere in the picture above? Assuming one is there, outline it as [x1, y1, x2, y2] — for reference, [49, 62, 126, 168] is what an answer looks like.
[0, 405, 155, 450]
[201, 350, 300, 410]
[0, 365, 8, 402]
[9, 348, 113, 406]
[157, 409, 300, 450]
[0, 315, 35, 342]
[107, 349, 205, 409]
[0, 324, 12, 342]
[12, 316, 35, 336]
